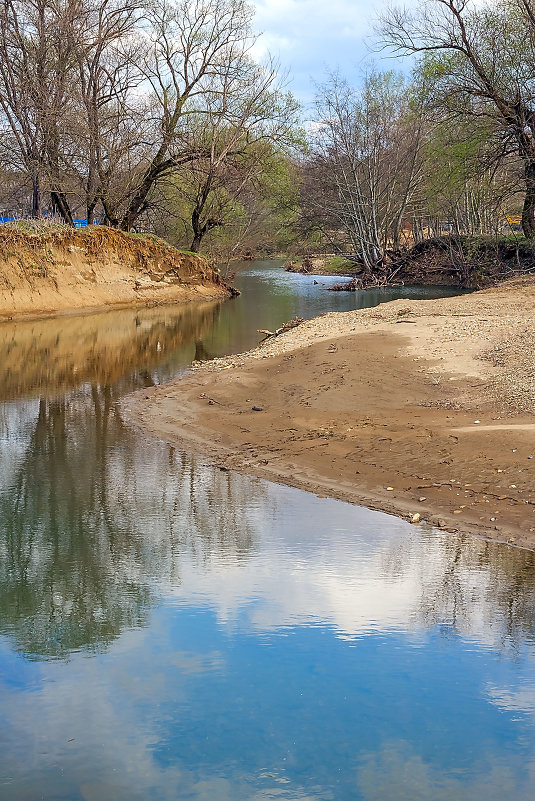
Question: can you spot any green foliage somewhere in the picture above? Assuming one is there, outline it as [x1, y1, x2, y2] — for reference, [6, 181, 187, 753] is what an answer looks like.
[323, 257, 355, 274]
[422, 118, 490, 214]
[157, 144, 301, 257]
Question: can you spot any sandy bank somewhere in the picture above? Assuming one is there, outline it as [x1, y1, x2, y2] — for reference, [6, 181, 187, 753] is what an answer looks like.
[123, 278, 535, 549]
[0, 226, 230, 320]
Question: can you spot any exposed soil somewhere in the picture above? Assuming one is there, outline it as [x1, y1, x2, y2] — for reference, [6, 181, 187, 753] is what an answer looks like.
[123, 278, 535, 550]
[0, 225, 232, 321]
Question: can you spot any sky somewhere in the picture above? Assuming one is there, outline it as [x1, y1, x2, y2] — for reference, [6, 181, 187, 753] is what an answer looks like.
[251, 0, 396, 110]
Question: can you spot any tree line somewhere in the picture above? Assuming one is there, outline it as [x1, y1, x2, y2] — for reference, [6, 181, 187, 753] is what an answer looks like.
[0, 0, 299, 251]
[2, 0, 535, 264]
[297, 0, 535, 268]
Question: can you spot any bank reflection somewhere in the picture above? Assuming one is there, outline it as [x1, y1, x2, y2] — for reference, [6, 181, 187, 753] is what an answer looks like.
[0, 301, 222, 400]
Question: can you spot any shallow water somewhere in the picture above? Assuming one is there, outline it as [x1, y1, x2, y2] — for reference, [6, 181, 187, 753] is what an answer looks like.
[1, 262, 534, 800]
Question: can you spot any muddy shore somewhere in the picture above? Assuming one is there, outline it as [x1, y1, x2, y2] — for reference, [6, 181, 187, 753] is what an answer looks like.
[123, 278, 535, 549]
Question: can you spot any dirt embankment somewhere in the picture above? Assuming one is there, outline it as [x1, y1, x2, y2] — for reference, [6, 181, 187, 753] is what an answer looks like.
[123, 278, 535, 550]
[0, 225, 232, 320]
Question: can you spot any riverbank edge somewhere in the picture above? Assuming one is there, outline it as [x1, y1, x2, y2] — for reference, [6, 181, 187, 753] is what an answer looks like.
[122, 279, 535, 551]
[284, 236, 535, 289]
[0, 225, 234, 321]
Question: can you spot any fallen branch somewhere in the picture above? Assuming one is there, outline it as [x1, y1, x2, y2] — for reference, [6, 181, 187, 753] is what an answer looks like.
[258, 317, 305, 341]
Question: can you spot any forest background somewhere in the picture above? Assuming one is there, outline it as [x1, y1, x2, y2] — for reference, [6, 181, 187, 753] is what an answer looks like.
[0, 0, 534, 270]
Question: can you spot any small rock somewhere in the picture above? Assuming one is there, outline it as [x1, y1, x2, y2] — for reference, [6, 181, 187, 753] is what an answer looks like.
[252, 406, 263, 412]
[453, 509, 462, 514]
[411, 513, 421, 524]
[418, 496, 427, 502]
[437, 519, 447, 528]
[386, 487, 394, 491]
[473, 420, 481, 424]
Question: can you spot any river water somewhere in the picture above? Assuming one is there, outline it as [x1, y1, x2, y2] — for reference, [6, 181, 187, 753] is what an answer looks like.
[1, 261, 534, 800]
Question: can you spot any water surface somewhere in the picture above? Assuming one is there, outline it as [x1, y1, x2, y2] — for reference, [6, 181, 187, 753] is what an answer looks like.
[0, 262, 534, 800]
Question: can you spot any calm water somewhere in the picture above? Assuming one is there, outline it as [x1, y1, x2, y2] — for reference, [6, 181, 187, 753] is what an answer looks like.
[1, 262, 534, 800]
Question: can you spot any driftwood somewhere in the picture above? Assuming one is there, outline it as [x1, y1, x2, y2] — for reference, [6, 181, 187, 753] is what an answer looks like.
[258, 317, 305, 340]
[328, 266, 405, 291]
[327, 277, 361, 292]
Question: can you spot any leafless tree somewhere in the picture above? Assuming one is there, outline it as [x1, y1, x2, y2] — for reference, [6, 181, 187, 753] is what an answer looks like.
[71, 0, 143, 223]
[379, 0, 535, 237]
[304, 71, 425, 268]
[0, 0, 84, 221]
[0, 0, 298, 236]
[163, 58, 299, 251]
[117, 0, 259, 231]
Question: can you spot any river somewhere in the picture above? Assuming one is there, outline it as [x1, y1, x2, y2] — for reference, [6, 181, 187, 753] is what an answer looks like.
[1, 261, 534, 801]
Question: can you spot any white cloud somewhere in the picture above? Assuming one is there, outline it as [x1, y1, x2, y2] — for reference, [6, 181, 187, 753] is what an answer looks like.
[250, 0, 391, 106]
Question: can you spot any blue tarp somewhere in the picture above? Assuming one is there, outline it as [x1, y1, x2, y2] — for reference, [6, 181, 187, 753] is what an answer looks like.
[0, 217, 99, 226]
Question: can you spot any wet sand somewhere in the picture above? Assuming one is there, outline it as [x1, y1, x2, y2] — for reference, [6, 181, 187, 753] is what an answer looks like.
[123, 279, 535, 549]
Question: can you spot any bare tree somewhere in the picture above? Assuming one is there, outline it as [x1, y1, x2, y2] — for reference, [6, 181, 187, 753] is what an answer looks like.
[72, 0, 143, 223]
[0, 0, 83, 221]
[0, 0, 299, 239]
[117, 0, 258, 231]
[304, 71, 424, 268]
[379, 0, 535, 237]
[161, 58, 299, 252]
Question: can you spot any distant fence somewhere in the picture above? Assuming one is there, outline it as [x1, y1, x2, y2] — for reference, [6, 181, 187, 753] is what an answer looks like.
[0, 216, 99, 227]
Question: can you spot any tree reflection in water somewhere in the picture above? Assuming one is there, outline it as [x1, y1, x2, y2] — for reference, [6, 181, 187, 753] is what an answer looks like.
[0, 279, 534, 665]
[1, 379, 535, 662]
[0, 381, 266, 660]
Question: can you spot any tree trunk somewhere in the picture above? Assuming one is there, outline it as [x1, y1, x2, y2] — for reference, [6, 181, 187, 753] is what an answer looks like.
[190, 233, 202, 252]
[32, 174, 41, 218]
[522, 161, 535, 238]
[87, 198, 97, 225]
[120, 168, 159, 231]
[190, 203, 205, 252]
[50, 190, 74, 226]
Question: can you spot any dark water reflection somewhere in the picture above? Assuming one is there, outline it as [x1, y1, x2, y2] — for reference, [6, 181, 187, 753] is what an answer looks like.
[0, 262, 534, 800]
